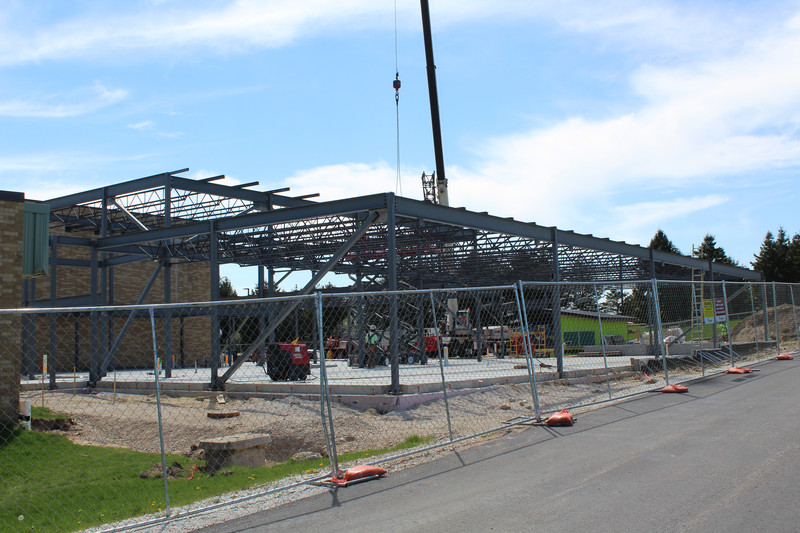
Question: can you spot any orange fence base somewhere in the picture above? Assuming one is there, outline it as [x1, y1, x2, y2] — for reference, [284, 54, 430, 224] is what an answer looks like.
[545, 410, 574, 427]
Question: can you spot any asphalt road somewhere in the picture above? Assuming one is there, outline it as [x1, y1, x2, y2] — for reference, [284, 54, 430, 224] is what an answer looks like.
[195, 359, 800, 533]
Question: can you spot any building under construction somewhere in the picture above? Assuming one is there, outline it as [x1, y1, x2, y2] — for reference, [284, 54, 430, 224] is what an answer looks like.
[5, 168, 761, 391]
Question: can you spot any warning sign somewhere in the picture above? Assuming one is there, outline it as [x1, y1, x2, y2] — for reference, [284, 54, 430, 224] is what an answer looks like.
[703, 298, 726, 324]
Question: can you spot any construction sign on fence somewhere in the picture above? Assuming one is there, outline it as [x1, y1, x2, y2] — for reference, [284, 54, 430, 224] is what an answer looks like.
[703, 298, 726, 324]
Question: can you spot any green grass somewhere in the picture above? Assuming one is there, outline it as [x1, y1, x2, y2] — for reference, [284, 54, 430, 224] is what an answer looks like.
[30, 406, 70, 420]
[0, 425, 431, 532]
[627, 317, 747, 344]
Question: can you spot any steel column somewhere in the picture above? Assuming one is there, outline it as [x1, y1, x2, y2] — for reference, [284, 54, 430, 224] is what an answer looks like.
[48, 237, 58, 388]
[388, 195, 400, 393]
[551, 228, 564, 377]
[214, 211, 381, 389]
[210, 220, 221, 386]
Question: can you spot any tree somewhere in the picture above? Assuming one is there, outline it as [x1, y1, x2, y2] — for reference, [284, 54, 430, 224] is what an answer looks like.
[693, 234, 737, 265]
[788, 233, 800, 282]
[219, 277, 237, 298]
[752, 227, 799, 282]
[649, 229, 680, 254]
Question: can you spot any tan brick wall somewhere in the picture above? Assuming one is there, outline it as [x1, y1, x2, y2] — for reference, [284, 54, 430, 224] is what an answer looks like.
[31, 226, 213, 370]
[0, 194, 24, 425]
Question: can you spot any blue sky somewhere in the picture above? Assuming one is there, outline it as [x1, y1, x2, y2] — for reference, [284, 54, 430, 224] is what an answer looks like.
[1, 0, 799, 291]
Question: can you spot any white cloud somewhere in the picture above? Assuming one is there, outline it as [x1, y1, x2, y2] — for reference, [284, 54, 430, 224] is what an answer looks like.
[0, 0, 767, 66]
[601, 194, 728, 242]
[446, 10, 800, 244]
[0, 151, 155, 200]
[127, 120, 154, 130]
[283, 161, 397, 200]
[0, 83, 127, 117]
[0, 0, 397, 65]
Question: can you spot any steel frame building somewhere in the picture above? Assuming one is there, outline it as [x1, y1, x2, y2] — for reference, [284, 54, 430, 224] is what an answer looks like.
[28, 168, 761, 390]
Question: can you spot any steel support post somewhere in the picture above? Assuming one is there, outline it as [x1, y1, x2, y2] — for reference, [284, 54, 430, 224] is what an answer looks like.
[49, 236, 58, 389]
[416, 292, 426, 364]
[90, 244, 102, 385]
[210, 221, 221, 387]
[22, 280, 34, 378]
[647, 251, 657, 355]
[73, 314, 80, 371]
[551, 229, 564, 377]
[388, 195, 400, 394]
[163, 179, 173, 376]
[257, 265, 266, 365]
[164, 261, 172, 376]
[268, 266, 276, 344]
[475, 296, 483, 362]
[214, 212, 380, 389]
[100, 189, 110, 380]
[356, 275, 365, 367]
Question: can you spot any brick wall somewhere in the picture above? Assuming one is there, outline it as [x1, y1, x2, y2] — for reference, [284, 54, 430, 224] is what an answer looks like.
[0, 192, 24, 425]
[31, 226, 213, 370]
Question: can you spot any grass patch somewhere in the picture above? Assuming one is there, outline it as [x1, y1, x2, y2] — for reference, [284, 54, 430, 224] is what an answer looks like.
[0, 427, 432, 532]
[31, 405, 70, 420]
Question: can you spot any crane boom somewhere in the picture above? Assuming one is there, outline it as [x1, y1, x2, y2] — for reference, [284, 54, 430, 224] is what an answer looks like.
[420, 0, 449, 206]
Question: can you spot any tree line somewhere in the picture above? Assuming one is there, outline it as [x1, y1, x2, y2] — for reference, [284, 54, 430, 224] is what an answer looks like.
[651, 227, 800, 282]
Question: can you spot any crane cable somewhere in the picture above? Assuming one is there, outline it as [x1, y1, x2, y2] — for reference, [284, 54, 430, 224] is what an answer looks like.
[393, 0, 402, 196]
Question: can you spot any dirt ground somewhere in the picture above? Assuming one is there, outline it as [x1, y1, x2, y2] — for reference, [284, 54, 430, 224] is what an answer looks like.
[731, 303, 799, 348]
[21, 373, 652, 464]
[21, 334, 780, 466]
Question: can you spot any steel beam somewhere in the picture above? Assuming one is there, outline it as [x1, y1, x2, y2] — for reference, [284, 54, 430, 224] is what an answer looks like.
[97, 194, 387, 250]
[213, 210, 381, 389]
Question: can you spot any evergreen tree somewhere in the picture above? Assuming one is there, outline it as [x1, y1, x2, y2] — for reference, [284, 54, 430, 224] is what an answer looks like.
[788, 233, 800, 282]
[649, 229, 680, 254]
[219, 277, 237, 298]
[693, 234, 737, 265]
[753, 227, 799, 282]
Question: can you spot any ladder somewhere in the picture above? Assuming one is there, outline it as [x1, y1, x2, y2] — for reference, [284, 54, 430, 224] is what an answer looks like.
[690, 265, 704, 349]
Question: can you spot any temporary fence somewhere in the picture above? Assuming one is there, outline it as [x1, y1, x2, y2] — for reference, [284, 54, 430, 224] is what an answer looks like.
[1, 279, 797, 531]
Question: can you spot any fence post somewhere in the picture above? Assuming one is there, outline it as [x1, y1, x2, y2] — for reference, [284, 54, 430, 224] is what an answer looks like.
[749, 284, 761, 361]
[149, 309, 171, 517]
[772, 282, 781, 354]
[651, 279, 669, 385]
[761, 284, 770, 342]
[315, 292, 339, 479]
[515, 281, 541, 420]
[429, 292, 454, 441]
[790, 285, 799, 353]
[593, 283, 612, 400]
[721, 281, 733, 365]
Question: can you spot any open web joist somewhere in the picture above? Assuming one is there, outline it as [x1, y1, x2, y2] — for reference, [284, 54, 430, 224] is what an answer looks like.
[44, 172, 760, 288]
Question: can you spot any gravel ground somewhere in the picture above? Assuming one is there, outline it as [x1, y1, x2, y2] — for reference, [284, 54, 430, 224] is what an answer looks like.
[16, 367, 746, 533]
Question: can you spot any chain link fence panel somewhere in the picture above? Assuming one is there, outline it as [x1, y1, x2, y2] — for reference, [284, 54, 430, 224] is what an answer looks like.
[3, 280, 799, 531]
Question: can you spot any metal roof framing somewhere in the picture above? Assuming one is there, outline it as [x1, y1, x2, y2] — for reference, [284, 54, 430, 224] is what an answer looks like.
[42, 170, 760, 294]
